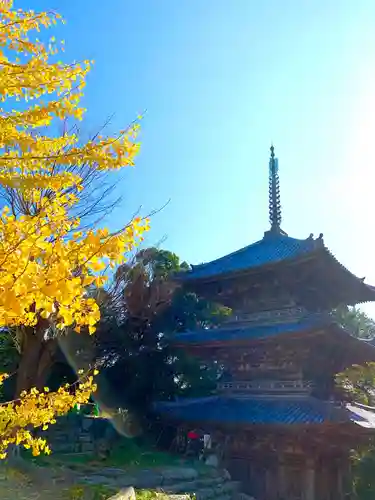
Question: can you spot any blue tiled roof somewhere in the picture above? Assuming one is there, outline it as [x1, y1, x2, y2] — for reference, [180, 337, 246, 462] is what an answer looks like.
[155, 396, 375, 428]
[173, 314, 327, 345]
[179, 232, 322, 281]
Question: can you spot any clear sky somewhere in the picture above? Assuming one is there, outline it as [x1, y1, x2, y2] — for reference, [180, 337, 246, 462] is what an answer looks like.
[17, 1, 375, 313]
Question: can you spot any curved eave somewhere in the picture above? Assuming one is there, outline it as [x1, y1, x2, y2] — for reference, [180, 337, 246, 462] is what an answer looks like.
[175, 233, 322, 283]
[172, 315, 327, 347]
[172, 317, 375, 363]
[321, 246, 375, 304]
[153, 396, 375, 429]
[176, 244, 375, 306]
[331, 324, 375, 363]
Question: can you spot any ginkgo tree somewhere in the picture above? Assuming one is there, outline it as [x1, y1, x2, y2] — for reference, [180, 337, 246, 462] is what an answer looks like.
[0, 1, 149, 457]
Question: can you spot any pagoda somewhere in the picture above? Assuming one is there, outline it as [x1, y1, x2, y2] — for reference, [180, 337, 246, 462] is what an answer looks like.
[156, 146, 375, 500]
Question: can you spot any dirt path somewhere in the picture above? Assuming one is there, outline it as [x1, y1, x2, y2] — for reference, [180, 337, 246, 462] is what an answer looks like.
[0, 478, 61, 500]
[0, 465, 74, 500]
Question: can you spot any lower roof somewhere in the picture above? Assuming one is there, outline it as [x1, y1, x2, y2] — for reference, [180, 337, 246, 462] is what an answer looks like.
[172, 313, 375, 351]
[173, 314, 326, 345]
[154, 395, 375, 428]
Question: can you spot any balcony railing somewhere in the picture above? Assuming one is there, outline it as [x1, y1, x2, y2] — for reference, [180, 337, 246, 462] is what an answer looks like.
[217, 379, 313, 394]
[223, 307, 308, 327]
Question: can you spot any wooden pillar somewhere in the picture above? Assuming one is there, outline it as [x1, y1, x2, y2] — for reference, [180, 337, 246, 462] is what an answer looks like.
[345, 459, 354, 500]
[278, 462, 286, 499]
[305, 464, 315, 500]
[339, 456, 354, 500]
[337, 466, 344, 500]
[268, 466, 279, 500]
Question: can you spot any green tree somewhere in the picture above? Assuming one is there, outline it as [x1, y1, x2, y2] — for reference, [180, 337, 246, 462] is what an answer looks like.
[352, 448, 375, 500]
[335, 363, 375, 405]
[93, 247, 230, 416]
[334, 305, 375, 339]
[333, 308, 375, 499]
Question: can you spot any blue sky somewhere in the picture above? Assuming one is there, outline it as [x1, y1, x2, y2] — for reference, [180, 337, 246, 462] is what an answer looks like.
[17, 1, 375, 312]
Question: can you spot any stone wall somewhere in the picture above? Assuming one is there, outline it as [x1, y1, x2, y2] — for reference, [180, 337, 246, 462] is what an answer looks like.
[41, 413, 118, 456]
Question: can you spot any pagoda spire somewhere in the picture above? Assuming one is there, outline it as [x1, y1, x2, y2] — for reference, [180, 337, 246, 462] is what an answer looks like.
[268, 144, 282, 233]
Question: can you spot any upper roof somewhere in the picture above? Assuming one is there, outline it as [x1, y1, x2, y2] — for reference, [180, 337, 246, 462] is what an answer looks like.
[179, 231, 323, 281]
[176, 147, 375, 304]
[177, 230, 375, 304]
[154, 395, 375, 428]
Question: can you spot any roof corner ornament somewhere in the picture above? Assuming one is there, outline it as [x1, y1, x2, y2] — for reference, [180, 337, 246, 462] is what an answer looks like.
[268, 144, 283, 234]
[312, 232, 325, 249]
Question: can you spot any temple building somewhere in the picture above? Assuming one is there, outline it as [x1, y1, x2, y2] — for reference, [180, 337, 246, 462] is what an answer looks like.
[156, 146, 375, 500]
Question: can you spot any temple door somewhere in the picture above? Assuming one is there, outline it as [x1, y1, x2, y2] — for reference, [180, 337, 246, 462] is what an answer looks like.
[282, 463, 305, 500]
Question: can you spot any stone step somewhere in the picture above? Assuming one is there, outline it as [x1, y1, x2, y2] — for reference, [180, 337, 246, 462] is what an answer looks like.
[79, 444, 95, 453]
[205, 496, 232, 500]
[195, 491, 234, 500]
[194, 481, 241, 500]
[50, 443, 76, 448]
[81, 478, 239, 500]
[167, 496, 191, 500]
[194, 487, 218, 500]
[50, 447, 78, 454]
[160, 466, 228, 483]
[197, 468, 230, 480]
[162, 480, 240, 500]
[54, 452, 93, 461]
[73, 466, 242, 500]
[113, 473, 224, 491]
[45, 433, 81, 442]
[221, 481, 241, 494]
[160, 477, 224, 493]
[49, 428, 89, 434]
[234, 494, 256, 500]
[47, 433, 78, 440]
[69, 464, 227, 479]
[157, 467, 199, 483]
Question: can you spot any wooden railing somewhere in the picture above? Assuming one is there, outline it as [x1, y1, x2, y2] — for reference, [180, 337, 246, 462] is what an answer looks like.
[217, 379, 313, 394]
[223, 307, 309, 327]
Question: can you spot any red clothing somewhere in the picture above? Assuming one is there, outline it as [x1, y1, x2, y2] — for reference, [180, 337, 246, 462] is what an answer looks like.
[187, 431, 199, 440]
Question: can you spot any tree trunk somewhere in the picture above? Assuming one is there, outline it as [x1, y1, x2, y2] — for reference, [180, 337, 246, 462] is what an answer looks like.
[14, 324, 57, 398]
[35, 339, 57, 391]
[15, 330, 43, 397]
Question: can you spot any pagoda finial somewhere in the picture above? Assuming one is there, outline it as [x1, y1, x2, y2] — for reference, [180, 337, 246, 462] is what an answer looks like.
[268, 144, 282, 232]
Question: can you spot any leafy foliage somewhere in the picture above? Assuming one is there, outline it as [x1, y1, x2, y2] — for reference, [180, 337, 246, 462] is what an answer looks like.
[0, 2, 148, 332]
[335, 363, 375, 405]
[352, 447, 375, 500]
[333, 306, 375, 499]
[0, 2, 148, 456]
[333, 305, 375, 339]
[0, 331, 18, 374]
[94, 247, 230, 415]
[0, 370, 97, 458]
